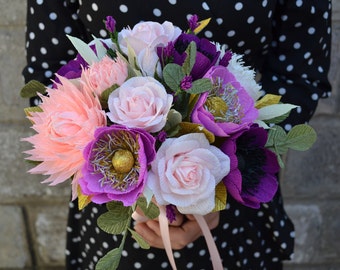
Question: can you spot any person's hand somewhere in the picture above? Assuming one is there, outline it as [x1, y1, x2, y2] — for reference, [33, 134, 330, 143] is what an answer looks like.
[133, 211, 220, 250]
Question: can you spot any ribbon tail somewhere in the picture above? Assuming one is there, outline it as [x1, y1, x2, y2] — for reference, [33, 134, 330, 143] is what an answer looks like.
[159, 205, 177, 270]
[193, 214, 224, 270]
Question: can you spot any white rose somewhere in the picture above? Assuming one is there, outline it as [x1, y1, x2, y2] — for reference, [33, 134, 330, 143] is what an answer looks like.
[147, 133, 230, 215]
[118, 21, 181, 76]
[107, 76, 173, 133]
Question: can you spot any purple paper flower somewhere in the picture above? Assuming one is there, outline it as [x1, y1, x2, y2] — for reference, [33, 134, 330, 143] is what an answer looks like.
[188, 14, 199, 32]
[191, 65, 258, 136]
[79, 125, 156, 206]
[221, 124, 279, 209]
[105, 16, 116, 33]
[158, 33, 221, 80]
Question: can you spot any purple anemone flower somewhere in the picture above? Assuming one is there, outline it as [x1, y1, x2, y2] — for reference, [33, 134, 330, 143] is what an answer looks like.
[191, 65, 258, 137]
[79, 125, 156, 206]
[221, 124, 279, 209]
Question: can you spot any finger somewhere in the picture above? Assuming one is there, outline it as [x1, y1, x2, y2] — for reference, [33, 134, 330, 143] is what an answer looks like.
[134, 221, 165, 249]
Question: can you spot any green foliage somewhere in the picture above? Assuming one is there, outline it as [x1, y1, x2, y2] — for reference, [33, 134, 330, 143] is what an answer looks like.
[266, 124, 317, 167]
[136, 197, 160, 220]
[20, 80, 46, 98]
[97, 201, 132, 234]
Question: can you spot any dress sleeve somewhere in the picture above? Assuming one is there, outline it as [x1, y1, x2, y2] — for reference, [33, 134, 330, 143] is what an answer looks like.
[22, 0, 89, 105]
[260, 0, 332, 129]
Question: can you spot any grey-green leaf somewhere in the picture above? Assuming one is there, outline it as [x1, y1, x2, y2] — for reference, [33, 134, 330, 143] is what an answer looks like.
[182, 42, 197, 75]
[128, 228, 150, 249]
[185, 78, 212, 94]
[136, 197, 160, 220]
[285, 124, 317, 151]
[20, 80, 46, 98]
[163, 63, 185, 92]
[95, 248, 122, 270]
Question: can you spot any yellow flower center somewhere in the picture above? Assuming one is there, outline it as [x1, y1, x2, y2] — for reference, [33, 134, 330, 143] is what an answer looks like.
[112, 149, 135, 174]
[205, 96, 228, 119]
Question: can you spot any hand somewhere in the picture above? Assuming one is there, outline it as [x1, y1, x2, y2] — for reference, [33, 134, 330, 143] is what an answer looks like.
[134, 211, 220, 250]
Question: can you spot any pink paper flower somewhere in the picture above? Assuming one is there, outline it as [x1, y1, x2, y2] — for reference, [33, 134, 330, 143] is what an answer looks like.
[107, 76, 173, 133]
[81, 55, 128, 96]
[79, 125, 156, 206]
[23, 76, 107, 186]
[146, 133, 230, 215]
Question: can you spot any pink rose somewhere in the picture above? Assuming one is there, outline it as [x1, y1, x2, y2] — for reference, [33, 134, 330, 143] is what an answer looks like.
[80, 55, 128, 96]
[118, 21, 181, 76]
[107, 76, 173, 133]
[146, 133, 230, 215]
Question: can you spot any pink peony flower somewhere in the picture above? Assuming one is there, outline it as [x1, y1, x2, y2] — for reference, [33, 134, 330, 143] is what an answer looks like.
[146, 133, 230, 215]
[22, 76, 107, 187]
[80, 55, 128, 96]
[79, 125, 156, 206]
[118, 21, 181, 76]
[107, 76, 173, 133]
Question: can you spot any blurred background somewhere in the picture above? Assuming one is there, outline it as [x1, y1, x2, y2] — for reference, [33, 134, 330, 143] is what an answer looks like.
[0, 1, 339, 269]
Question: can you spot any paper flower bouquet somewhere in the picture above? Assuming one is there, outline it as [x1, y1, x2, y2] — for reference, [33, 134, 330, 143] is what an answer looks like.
[21, 15, 316, 270]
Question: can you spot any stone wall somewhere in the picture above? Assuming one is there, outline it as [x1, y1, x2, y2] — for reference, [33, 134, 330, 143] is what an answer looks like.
[0, 1, 339, 269]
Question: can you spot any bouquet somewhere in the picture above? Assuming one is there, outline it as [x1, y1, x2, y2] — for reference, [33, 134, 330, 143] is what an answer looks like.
[21, 15, 317, 270]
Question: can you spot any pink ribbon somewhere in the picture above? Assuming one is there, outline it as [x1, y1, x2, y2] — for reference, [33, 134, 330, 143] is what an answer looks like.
[158, 206, 223, 270]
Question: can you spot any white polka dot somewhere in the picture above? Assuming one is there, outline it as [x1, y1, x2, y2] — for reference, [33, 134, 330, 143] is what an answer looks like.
[281, 15, 288, 21]
[99, 29, 107, 37]
[308, 27, 316, 35]
[235, 2, 243, 11]
[295, 22, 302, 28]
[311, 93, 318, 100]
[49, 12, 57, 20]
[168, 0, 177, 5]
[279, 35, 286, 42]
[262, 0, 268, 7]
[216, 18, 223, 25]
[29, 32, 35, 40]
[318, 66, 324, 73]
[92, 3, 98, 11]
[227, 30, 235, 37]
[153, 8, 161, 17]
[102, 242, 109, 249]
[284, 124, 292, 131]
[254, 252, 261, 258]
[122, 250, 128, 256]
[134, 262, 142, 269]
[304, 52, 311, 59]
[221, 241, 227, 248]
[38, 22, 45, 30]
[204, 30, 213, 38]
[147, 253, 155, 259]
[255, 27, 261, 34]
[174, 251, 181, 258]
[186, 262, 194, 268]
[41, 62, 49, 69]
[279, 54, 286, 61]
[51, 38, 59, 45]
[161, 262, 168, 268]
[279, 88, 286, 95]
[323, 11, 329, 19]
[119, 4, 128, 13]
[247, 16, 254, 24]
[286, 64, 294, 72]
[64, 26, 72, 34]
[36, 0, 43, 4]
[202, 2, 210, 10]
[237, 40, 245, 47]
[199, 249, 206, 256]
[40, 47, 47, 54]
[281, 242, 287, 249]
[293, 42, 301, 49]
[296, 0, 303, 7]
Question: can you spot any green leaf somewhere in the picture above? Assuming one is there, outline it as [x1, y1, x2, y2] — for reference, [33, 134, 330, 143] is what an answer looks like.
[186, 78, 212, 94]
[163, 63, 185, 92]
[265, 125, 288, 155]
[95, 248, 122, 270]
[263, 110, 290, 125]
[182, 42, 197, 75]
[285, 124, 317, 151]
[97, 202, 132, 234]
[99, 84, 119, 109]
[67, 35, 99, 64]
[92, 35, 108, 60]
[136, 197, 160, 220]
[20, 80, 46, 98]
[128, 228, 150, 249]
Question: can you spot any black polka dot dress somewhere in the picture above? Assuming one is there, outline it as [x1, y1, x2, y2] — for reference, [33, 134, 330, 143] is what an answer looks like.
[23, 1, 332, 269]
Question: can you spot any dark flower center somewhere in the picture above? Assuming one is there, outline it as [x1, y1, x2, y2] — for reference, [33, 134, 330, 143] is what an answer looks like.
[236, 134, 266, 195]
